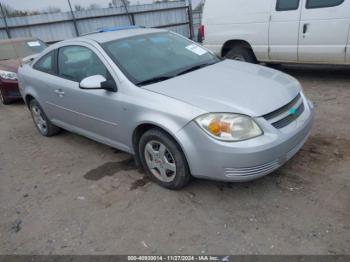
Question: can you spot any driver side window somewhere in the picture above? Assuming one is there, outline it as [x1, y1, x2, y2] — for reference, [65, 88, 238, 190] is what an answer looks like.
[58, 45, 109, 82]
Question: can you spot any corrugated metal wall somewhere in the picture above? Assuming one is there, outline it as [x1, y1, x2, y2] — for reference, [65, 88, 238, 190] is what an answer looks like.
[0, 1, 193, 43]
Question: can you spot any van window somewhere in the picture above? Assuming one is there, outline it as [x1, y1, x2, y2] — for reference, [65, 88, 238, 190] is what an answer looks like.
[306, 0, 344, 9]
[276, 0, 300, 11]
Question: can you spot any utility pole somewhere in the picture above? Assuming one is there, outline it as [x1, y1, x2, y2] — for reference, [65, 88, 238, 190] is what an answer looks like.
[187, 0, 194, 40]
[67, 0, 79, 36]
[0, 2, 11, 38]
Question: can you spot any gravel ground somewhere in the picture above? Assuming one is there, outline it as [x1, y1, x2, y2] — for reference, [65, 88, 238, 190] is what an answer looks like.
[0, 65, 349, 255]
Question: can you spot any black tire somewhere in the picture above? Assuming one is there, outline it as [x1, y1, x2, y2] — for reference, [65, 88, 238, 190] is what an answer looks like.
[225, 46, 257, 63]
[0, 88, 11, 105]
[139, 128, 191, 190]
[29, 99, 60, 137]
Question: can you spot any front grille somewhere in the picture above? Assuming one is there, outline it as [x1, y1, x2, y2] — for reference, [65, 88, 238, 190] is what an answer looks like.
[263, 93, 304, 129]
[272, 103, 305, 129]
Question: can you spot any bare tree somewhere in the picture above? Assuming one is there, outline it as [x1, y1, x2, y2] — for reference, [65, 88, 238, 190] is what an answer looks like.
[42, 6, 62, 14]
[74, 4, 85, 11]
[87, 3, 100, 10]
[109, 0, 130, 8]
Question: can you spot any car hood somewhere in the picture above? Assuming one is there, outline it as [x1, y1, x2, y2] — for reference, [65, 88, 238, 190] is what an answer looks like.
[0, 59, 20, 73]
[143, 60, 301, 117]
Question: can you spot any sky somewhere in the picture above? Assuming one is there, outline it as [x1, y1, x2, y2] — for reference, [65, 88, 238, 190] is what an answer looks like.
[0, 0, 201, 12]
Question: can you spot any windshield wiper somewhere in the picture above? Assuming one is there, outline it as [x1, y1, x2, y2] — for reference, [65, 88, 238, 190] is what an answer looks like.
[136, 61, 219, 86]
[136, 75, 174, 86]
[175, 62, 218, 77]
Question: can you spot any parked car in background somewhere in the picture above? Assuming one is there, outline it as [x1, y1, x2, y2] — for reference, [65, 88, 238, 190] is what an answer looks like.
[200, 0, 350, 64]
[18, 28, 314, 189]
[0, 38, 47, 105]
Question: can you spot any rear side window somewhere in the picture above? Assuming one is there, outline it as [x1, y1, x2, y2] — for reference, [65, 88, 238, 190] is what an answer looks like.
[306, 0, 344, 9]
[58, 45, 108, 82]
[33, 51, 55, 74]
[276, 0, 300, 11]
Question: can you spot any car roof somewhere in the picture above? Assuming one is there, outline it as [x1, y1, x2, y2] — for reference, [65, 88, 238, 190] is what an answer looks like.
[0, 37, 39, 44]
[78, 28, 167, 44]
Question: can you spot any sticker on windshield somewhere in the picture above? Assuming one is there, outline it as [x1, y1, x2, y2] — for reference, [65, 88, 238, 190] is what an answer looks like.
[186, 44, 208, 56]
[27, 41, 41, 47]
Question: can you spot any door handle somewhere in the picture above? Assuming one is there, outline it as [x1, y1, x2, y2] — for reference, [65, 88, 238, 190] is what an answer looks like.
[303, 23, 309, 34]
[54, 89, 65, 97]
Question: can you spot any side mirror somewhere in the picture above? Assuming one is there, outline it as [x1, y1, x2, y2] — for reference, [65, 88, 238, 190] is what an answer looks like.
[79, 75, 117, 92]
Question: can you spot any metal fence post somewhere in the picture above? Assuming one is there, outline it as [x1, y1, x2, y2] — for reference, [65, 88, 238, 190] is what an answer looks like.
[67, 0, 79, 36]
[0, 2, 11, 38]
[187, 0, 194, 40]
[121, 0, 134, 26]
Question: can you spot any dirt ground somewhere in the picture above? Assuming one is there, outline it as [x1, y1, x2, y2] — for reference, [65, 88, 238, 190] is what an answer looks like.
[0, 65, 349, 255]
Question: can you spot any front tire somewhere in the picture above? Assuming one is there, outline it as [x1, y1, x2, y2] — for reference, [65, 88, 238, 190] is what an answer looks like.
[0, 88, 11, 105]
[225, 46, 257, 63]
[139, 129, 191, 190]
[29, 99, 60, 137]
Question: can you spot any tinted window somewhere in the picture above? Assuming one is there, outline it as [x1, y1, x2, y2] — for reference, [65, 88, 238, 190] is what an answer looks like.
[276, 0, 300, 11]
[306, 0, 344, 8]
[58, 46, 108, 82]
[103, 32, 219, 85]
[33, 51, 55, 74]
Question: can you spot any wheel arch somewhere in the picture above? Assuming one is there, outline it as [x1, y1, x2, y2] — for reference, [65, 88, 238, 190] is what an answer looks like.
[25, 94, 36, 108]
[221, 39, 256, 58]
[132, 122, 191, 173]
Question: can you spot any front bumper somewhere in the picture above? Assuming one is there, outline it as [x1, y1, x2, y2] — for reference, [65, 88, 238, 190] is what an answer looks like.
[176, 97, 314, 182]
[0, 79, 21, 100]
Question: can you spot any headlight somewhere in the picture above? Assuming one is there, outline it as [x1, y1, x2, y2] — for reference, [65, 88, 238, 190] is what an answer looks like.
[0, 70, 17, 80]
[195, 113, 263, 142]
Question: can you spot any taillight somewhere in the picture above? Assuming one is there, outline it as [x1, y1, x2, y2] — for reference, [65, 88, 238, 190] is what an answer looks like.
[198, 25, 205, 42]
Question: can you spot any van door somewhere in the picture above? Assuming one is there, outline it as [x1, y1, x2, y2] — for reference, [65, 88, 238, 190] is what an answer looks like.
[269, 0, 302, 62]
[347, 32, 350, 63]
[298, 0, 350, 64]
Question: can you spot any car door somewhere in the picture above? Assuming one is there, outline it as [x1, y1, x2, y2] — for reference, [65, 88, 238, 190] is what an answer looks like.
[31, 50, 60, 118]
[269, 0, 302, 62]
[346, 9, 350, 63]
[51, 44, 127, 150]
[298, 0, 350, 64]
[347, 30, 350, 63]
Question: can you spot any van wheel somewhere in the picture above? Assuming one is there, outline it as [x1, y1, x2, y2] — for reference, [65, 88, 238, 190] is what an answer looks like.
[139, 129, 191, 190]
[29, 99, 60, 137]
[225, 47, 257, 63]
[0, 89, 11, 105]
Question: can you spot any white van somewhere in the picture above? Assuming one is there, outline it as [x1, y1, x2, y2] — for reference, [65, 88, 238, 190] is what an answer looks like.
[200, 0, 350, 64]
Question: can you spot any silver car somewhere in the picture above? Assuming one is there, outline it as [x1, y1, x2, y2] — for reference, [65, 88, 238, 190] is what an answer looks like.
[18, 28, 314, 189]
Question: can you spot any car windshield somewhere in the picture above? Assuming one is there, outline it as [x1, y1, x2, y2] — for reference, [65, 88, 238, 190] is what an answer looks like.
[102, 32, 220, 86]
[0, 40, 47, 61]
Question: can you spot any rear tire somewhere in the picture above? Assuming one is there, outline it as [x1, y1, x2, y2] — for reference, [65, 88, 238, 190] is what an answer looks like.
[225, 46, 257, 63]
[29, 99, 60, 137]
[139, 128, 191, 190]
[0, 88, 11, 105]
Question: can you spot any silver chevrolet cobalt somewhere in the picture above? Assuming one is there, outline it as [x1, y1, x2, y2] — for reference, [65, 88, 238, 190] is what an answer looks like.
[18, 28, 314, 189]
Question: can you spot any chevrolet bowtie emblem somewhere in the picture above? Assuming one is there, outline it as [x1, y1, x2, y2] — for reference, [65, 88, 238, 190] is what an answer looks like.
[289, 108, 297, 116]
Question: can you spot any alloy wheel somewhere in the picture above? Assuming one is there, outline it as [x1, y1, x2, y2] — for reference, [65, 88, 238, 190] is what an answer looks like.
[144, 140, 177, 183]
[0, 89, 5, 104]
[31, 105, 48, 135]
[233, 55, 246, 61]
